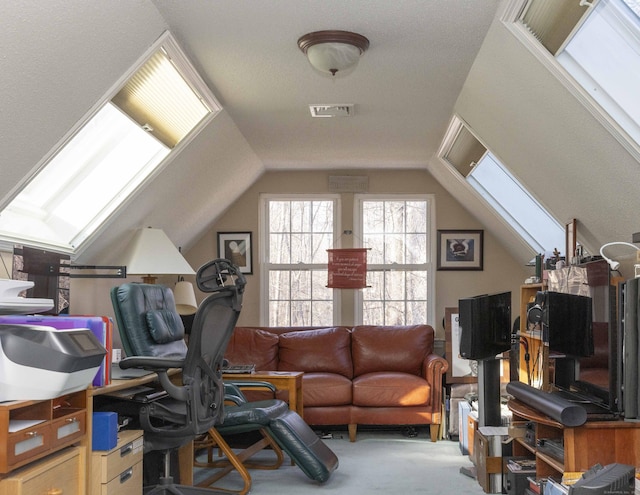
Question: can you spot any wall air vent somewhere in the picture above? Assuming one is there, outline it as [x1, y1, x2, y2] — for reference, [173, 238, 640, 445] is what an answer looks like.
[309, 104, 354, 118]
[329, 175, 368, 193]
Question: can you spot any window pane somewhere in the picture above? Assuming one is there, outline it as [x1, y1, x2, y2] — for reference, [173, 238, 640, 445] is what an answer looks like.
[266, 198, 335, 325]
[360, 198, 430, 326]
[468, 153, 564, 255]
[406, 234, 427, 264]
[312, 233, 333, 263]
[312, 301, 334, 326]
[269, 202, 290, 233]
[291, 271, 311, 300]
[385, 270, 406, 301]
[557, 0, 640, 145]
[269, 234, 290, 263]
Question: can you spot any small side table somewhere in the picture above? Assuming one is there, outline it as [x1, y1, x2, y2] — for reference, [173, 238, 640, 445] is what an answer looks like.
[223, 371, 304, 417]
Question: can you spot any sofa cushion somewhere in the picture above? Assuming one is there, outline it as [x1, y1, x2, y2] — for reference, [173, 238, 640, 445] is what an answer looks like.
[224, 327, 280, 370]
[278, 327, 353, 378]
[295, 373, 352, 407]
[352, 372, 431, 407]
[351, 325, 432, 377]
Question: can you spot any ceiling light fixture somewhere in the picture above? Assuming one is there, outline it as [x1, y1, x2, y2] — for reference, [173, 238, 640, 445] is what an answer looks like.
[297, 30, 369, 76]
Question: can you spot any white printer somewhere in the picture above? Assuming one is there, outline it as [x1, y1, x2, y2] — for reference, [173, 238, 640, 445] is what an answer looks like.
[0, 279, 106, 401]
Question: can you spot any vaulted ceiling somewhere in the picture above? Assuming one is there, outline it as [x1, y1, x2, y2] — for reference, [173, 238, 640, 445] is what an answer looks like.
[3, 1, 640, 271]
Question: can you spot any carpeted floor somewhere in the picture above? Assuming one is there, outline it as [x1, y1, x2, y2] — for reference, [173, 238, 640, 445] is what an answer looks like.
[194, 428, 486, 494]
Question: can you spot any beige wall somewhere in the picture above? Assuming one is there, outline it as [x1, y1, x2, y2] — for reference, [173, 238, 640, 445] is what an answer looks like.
[185, 169, 529, 340]
[17, 168, 528, 351]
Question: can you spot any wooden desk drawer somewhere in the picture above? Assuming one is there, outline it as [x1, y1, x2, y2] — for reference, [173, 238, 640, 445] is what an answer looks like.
[92, 430, 143, 495]
[100, 460, 142, 495]
[7, 423, 52, 467]
[51, 410, 85, 449]
[0, 447, 82, 495]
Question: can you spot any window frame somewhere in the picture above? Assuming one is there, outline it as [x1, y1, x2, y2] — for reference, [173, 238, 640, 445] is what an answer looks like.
[0, 31, 221, 256]
[353, 194, 436, 327]
[259, 193, 341, 326]
[502, 0, 640, 165]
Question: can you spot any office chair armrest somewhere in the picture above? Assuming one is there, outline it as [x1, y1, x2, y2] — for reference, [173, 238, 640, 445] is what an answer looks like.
[227, 380, 277, 392]
[224, 381, 277, 405]
[120, 356, 188, 401]
[119, 355, 186, 371]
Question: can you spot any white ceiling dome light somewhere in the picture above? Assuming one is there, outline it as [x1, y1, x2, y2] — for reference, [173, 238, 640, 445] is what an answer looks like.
[297, 30, 369, 76]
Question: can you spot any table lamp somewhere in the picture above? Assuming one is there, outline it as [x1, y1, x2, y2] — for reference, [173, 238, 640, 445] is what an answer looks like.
[174, 279, 198, 315]
[121, 227, 195, 284]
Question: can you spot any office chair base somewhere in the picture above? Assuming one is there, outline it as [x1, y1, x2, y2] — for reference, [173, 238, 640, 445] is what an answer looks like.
[144, 477, 231, 495]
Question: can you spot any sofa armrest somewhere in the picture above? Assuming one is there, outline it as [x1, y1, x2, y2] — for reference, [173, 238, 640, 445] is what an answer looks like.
[423, 354, 449, 413]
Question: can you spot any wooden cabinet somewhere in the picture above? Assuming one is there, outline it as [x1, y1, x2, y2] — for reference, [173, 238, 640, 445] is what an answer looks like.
[91, 430, 143, 495]
[0, 391, 86, 475]
[509, 399, 640, 479]
[0, 446, 83, 495]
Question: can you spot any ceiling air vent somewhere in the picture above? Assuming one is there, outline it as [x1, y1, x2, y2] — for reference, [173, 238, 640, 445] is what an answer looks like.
[309, 104, 354, 118]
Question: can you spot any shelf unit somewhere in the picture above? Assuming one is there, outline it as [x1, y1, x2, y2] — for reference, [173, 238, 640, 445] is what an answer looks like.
[0, 391, 86, 475]
[509, 399, 640, 479]
[0, 390, 87, 494]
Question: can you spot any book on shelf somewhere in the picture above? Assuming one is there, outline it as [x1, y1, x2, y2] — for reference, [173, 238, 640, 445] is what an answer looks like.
[507, 458, 537, 472]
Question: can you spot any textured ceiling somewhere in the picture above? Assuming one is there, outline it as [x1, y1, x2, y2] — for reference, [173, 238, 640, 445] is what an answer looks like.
[151, 0, 502, 169]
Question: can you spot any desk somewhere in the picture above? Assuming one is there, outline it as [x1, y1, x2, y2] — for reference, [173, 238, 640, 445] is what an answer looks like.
[223, 371, 304, 417]
[86, 369, 193, 494]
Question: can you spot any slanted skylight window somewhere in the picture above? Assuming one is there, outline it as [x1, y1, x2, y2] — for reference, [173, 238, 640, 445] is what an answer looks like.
[439, 117, 565, 256]
[0, 32, 220, 255]
[468, 152, 565, 256]
[556, 0, 640, 146]
[511, 0, 640, 156]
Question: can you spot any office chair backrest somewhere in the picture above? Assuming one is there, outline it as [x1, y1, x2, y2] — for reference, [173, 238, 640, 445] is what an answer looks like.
[181, 259, 246, 429]
[111, 283, 188, 358]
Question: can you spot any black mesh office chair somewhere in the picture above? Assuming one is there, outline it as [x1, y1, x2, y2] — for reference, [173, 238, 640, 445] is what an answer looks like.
[110, 259, 247, 494]
[110, 259, 338, 494]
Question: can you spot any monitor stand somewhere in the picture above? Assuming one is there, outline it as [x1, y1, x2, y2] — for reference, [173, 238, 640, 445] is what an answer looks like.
[478, 357, 502, 427]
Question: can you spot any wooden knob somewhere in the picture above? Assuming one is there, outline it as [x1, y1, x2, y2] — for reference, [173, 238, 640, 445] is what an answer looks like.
[46, 489, 63, 495]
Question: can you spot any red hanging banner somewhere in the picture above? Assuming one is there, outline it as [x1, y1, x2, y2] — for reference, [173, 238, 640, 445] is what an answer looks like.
[327, 248, 368, 289]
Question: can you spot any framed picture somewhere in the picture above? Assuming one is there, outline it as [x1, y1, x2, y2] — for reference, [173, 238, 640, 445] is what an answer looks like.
[217, 232, 253, 274]
[437, 229, 483, 271]
[444, 307, 477, 384]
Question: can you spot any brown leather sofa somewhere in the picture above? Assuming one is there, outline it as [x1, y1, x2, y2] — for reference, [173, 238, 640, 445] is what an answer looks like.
[224, 325, 449, 442]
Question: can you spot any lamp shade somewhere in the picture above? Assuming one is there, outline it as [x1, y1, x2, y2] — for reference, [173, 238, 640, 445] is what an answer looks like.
[121, 227, 195, 282]
[174, 280, 197, 315]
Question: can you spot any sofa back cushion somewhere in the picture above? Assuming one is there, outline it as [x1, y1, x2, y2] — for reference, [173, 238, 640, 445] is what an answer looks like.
[351, 325, 433, 377]
[225, 327, 280, 370]
[278, 327, 353, 378]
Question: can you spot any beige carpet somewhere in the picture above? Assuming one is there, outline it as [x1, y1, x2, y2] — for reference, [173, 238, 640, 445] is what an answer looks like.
[194, 428, 486, 494]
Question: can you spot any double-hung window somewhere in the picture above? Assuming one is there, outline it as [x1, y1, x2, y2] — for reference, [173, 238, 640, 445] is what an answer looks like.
[261, 195, 339, 326]
[355, 195, 434, 326]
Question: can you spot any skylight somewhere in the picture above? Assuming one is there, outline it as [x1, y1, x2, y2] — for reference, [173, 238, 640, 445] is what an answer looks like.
[556, 0, 640, 146]
[439, 117, 565, 257]
[0, 32, 220, 255]
[512, 0, 640, 157]
[468, 153, 565, 256]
